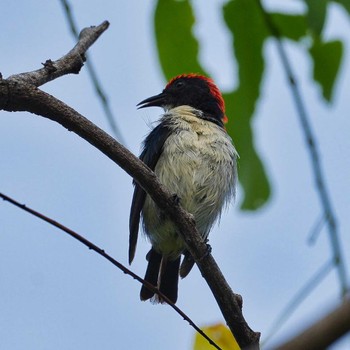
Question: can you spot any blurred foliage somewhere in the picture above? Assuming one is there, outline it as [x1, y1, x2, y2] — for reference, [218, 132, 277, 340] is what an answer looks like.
[334, 0, 350, 15]
[305, 0, 329, 34]
[193, 323, 240, 350]
[305, 0, 344, 101]
[154, 0, 345, 210]
[222, 0, 269, 210]
[309, 39, 343, 101]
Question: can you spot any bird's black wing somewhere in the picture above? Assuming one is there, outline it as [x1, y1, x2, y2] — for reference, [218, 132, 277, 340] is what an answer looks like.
[129, 121, 172, 264]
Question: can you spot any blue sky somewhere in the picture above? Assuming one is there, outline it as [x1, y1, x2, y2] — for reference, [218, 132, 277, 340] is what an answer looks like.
[1, 1, 349, 349]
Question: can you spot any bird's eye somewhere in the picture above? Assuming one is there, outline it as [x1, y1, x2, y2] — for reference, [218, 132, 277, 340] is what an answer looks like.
[175, 80, 184, 88]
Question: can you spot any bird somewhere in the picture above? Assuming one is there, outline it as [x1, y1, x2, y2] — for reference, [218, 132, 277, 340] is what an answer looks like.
[129, 73, 238, 304]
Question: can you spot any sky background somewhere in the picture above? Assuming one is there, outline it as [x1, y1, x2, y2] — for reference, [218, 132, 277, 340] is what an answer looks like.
[1, 1, 349, 349]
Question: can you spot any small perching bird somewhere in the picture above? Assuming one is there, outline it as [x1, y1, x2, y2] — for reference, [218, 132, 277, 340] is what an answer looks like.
[129, 74, 238, 303]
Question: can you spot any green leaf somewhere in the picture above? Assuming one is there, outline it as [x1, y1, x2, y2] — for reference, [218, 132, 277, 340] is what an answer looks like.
[309, 39, 343, 102]
[154, 0, 207, 80]
[333, 0, 350, 16]
[154, 0, 272, 210]
[304, 0, 329, 35]
[270, 13, 308, 41]
[223, 0, 271, 210]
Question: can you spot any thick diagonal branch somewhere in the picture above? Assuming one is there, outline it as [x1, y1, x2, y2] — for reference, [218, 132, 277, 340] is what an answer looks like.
[276, 298, 350, 350]
[0, 81, 259, 348]
[0, 23, 260, 349]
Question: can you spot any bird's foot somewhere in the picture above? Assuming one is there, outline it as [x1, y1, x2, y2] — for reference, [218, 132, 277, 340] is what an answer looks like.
[171, 193, 181, 205]
[198, 240, 212, 262]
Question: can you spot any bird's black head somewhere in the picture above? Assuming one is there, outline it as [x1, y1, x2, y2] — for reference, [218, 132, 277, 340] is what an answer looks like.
[137, 74, 227, 125]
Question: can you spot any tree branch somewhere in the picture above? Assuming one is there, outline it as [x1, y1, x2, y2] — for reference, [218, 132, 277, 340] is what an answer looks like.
[0, 192, 222, 350]
[0, 22, 260, 348]
[6, 21, 109, 87]
[58, 0, 126, 144]
[276, 298, 350, 350]
[256, 0, 348, 299]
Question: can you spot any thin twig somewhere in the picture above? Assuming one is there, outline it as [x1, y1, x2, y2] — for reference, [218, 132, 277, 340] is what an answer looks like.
[308, 213, 327, 246]
[58, 0, 126, 145]
[0, 23, 260, 347]
[262, 259, 334, 347]
[255, 0, 348, 299]
[0, 82, 259, 348]
[0, 192, 222, 350]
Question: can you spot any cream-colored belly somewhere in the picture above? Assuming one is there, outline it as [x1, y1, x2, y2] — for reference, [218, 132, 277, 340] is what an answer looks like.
[142, 106, 237, 258]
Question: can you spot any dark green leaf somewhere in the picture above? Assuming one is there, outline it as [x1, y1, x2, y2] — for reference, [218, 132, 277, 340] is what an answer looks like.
[304, 0, 329, 35]
[154, 0, 271, 210]
[309, 39, 343, 102]
[270, 13, 308, 41]
[154, 0, 207, 80]
[223, 0, 271, 210]
[333, 0, 350, 16]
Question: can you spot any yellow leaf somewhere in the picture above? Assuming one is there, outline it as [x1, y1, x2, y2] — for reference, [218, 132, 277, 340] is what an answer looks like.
[193, 323, 240, 350]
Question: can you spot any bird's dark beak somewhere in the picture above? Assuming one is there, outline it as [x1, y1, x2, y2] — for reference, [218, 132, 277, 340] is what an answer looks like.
[137, 92, 167, 109]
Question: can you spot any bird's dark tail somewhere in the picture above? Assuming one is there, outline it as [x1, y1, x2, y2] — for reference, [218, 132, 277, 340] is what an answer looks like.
[140, 248, 180, 304]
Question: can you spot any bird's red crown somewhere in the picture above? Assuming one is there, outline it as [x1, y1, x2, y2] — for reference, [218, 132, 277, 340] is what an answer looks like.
[166, 73, 228, 123]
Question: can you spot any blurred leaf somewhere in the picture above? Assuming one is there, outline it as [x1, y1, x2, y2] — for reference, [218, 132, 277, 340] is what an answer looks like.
[225, 93, 271, 210]
[304, 0, 329, 35]
[154, 0, 207, 80]
[270, 13, 308, 41]
[153, 0, 347, 211]
[309, 39, 343, 102]
[223, 0, 271, 210]
[154, 0, 272, 210]
[193, 323, 240, 350]
[333, 0, 350, 16]
[154, 0, 271, 210]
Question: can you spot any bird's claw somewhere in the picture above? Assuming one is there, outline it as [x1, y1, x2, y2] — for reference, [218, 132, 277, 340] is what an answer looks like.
[172, 193, 181, 205]
[198, 241, 212, 262]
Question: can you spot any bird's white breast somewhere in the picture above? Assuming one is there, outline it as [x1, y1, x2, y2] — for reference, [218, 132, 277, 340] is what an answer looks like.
[143, 106, 238, 258]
